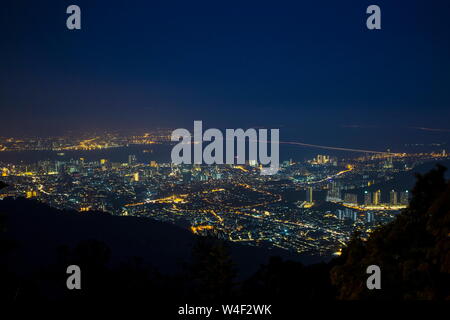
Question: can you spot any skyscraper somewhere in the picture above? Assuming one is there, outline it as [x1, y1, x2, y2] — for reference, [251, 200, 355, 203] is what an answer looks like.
[182, 168, 192, 183]
[389, 190, 398, 205]
[400, 190, 410, 205]
[327, 181, 341, 202]
[128, 154, 137, 165]
[306, 187, 313, 203]
[315, 154, 330, 164]
[364, 191, 372, 206]
[373, 190, 381, 205]
[336, 208, 356, 221]
[344, 193, 358, 204]
[367, 211, 375, 224]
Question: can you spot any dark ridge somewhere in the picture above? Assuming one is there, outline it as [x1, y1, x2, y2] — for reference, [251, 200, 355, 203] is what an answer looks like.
[0, 197, 315, 278]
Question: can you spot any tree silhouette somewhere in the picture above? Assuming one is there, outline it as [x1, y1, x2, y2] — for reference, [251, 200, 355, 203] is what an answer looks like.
[185, 236, 237, 302]
[331, 165, 450, 300]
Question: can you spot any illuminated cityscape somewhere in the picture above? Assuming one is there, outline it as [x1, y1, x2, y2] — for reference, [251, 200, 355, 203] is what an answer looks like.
[1, 132, 448, 257]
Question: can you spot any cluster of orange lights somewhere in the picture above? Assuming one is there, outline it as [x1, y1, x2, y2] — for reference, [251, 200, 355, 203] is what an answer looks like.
[190, 225, 214, 234]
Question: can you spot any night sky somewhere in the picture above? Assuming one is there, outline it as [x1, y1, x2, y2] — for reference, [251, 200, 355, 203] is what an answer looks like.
[1, 0, 450, 146]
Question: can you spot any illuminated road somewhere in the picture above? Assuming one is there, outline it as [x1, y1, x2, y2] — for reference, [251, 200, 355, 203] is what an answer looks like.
[335, 201, 407, 211]
[202, 183, 282, 210]
[231, 137, 398, 155]
[279, 141, 397, 155]
[305, 165, 354, 185]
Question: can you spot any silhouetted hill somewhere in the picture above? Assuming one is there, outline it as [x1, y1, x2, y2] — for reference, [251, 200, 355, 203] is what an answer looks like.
[0, 197, 313, 279]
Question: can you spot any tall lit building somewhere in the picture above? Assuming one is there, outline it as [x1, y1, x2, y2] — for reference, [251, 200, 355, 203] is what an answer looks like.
[389, 190, 398, 205]
[400, 190, 410, 205]
[26, 190, 38, 198]
[367, 211, 375, 224]
[383, 157, 394, 169]
[337, 208, 357, 222]
[182, 168, 192, 183]
[327, 181, 341, 201]
[373, 190, 381, 205]
[344, 193, 358, 204]
[314, 155, 330, 164]
[364, 191, 372, 205]
[306, 187, 313, 203]
[128, 154, 137, 165]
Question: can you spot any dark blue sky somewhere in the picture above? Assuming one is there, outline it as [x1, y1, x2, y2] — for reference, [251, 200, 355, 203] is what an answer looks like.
[1, 0, 450, 141]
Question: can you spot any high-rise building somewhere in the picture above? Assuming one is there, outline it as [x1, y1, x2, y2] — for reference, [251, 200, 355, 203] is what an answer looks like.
[326, 181, 341, 201]
[383, 157, 394, 169]
[373, 190, 381, 205]
[150, 160, 158, 168]
[26, 190, 38, 198]
[212, 172, 222, 180]
[364, 191, 372, 206]
[306, 187, 313, 203]
[337, 208, 357, 222]
[315, 154, 330, 164]
[128, 154, 137, 165]
[56, 161, 65, 173]
[400, 190, 409, 205]
[182, 168, 192, 183]
[367, 211, 375, 223]
[389, 190, 398, 205]
[344, 193, 358, 204]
